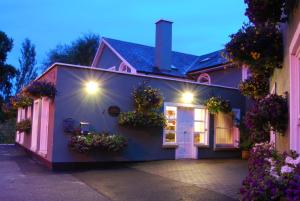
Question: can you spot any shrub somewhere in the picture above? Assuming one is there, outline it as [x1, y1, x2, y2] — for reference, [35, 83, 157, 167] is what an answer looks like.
[244, 94, 288, 142]
[225, 24, 283, 77]
[118, 111, 166, 128]
[10, 94, 33, 109]
[69, 132, 127, 153]
[241, 143, 300, 201]
[239, 74, 269, 100]
[204, 97, 232, 114]
[24, 81, 57, 99]
[16, 119, 31, 133]
[133, 83, 163, 113]
[244, 0, 286, 25]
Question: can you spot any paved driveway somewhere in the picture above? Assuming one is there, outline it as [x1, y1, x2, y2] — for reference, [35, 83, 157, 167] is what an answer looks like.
[0, 145, 247, 201]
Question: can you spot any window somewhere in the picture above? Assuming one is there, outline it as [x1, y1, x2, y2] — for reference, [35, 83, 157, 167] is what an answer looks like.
[197, 73, 211, 84]
[194, 108, 209, 145]
[164, 106, 177, 144]
[215, 111, 240, 148]
[119, 62, 136, 74]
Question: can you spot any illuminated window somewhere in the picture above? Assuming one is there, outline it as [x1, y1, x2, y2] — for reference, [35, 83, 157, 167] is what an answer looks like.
[164, 106, 177, 143]
[194, 108, 209, 145]
[197, 73, 211, 84]
[215, 111, 240, 147]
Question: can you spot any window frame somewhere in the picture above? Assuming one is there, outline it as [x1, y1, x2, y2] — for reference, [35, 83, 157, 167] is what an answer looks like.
[197, 73, 211, 84]
[163, 102, 209, 147]
[214, 108, 240, 149]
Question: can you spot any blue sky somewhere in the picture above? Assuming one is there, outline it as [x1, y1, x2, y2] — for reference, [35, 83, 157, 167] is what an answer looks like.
[1, 0, 247, 70]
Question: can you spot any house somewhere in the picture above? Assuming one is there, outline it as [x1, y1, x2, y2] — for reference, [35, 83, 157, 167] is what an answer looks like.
[15, 20, 246, 169]
[269, 2, 300, 153]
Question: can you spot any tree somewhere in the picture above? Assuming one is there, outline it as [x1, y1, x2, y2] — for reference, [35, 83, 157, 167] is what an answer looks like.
[15, 38, 38, 92]
[43, 33, 100, 69]
[0, 31, 16, 101]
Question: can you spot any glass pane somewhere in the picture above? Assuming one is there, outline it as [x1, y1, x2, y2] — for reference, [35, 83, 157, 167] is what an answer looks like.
[166, 120, 176, 131]
[165, 132, 176, 143]
[194, 133, 205, 144]
[194, 121, 205, 132]
[195, 108, 205, 121]
[166, 106, 177, 119]
[216, 128, 233, 144]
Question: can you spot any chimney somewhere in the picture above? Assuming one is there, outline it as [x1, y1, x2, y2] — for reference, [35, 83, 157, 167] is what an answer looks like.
[155, 19, 173, 71]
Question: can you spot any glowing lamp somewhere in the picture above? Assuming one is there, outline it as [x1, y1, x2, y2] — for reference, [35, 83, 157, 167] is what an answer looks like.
[85, 81, 99, 94]
[182, 91, 194, 103]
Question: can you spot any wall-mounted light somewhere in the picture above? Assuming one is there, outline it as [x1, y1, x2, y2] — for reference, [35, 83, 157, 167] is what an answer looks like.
[181, 91, 194, 103]
[85, 81, 100, 94]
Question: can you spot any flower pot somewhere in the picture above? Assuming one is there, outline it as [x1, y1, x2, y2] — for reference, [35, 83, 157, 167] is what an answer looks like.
[242, 150, 250, 160]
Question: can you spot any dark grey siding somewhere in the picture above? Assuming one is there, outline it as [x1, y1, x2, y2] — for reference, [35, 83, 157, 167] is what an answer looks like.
[52, 65, 245, 163]
[208, 67, 242, 88]
[95, 45, 122, 69]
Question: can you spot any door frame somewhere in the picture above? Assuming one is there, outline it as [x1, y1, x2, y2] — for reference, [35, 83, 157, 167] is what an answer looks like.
[164, 102, 208, 159]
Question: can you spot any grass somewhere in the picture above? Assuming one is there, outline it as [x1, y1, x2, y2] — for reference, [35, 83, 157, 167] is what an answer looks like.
[0, 118, 16, 144]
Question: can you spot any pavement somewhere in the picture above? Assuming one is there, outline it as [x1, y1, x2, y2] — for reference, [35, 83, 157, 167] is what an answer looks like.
[0, 145, 248, 201]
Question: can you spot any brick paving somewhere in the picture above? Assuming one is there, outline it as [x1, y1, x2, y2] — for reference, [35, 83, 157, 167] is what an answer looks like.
[130, 159, 248, 200]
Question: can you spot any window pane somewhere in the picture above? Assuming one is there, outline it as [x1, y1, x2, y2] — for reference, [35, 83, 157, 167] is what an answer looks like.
[165, 132, 176, 143]
[195, 108, 205, 121]
[194, 121, 205, 132]
[166, 120, 176, 131]
[194, 133, 205, 144]
[215, 113, 234, 145]
[166, 106, 177, 119]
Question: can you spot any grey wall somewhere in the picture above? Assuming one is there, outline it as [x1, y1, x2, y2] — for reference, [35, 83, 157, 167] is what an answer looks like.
[207, 67, 242, 88]
[52, 65, 245, 163]
[95, 45, 122, 69]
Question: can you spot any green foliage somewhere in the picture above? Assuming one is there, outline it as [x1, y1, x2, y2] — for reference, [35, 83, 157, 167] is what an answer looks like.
[118, 82, 166, 128]
[69, 132, 128, 153]
[15, 38, 38, 93]
[43, 33, 100, 69]
[133, 82, 163, 113]
[239, 74, 269, 100]
[0, 118, 16, 144]
[244, 0, 286, 25]
[244, 94, 288, 143]
[16, 119, 31, 133]
[225, 24, 283, 77]
[10, 94, 33, 109]
[118, 111, 166, 128]
[0, 31, 17, 101]
[24, 81, 57, 99]
[204, 97, 232, 114]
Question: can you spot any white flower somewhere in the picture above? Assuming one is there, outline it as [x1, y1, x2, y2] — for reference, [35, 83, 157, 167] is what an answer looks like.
[281, 165, 294, 174]
[285, 156, 300, 166]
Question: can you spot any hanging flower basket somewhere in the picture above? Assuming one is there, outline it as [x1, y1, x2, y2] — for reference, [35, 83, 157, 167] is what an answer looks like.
[118, 111, 166, 128]
[24, 81, 57, 99]
[204, 97, 232, 114]
[239, 74, 269, 100]
[16, 119, 32, 134]
[10, 94, 33, 109]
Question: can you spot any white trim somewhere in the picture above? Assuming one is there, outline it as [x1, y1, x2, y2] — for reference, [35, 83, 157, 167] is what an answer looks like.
[107, 66, 116, 71]
[102, 39, 136, 71]
[289, 21, 300, 153]
[119, 62, 137, 74]
[197, 73, 211, 84]
[37, 63, 240, 91]
[91, 38, 105, 67]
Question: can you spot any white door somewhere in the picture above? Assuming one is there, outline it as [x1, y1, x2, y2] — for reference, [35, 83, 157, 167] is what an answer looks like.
[31, 99, 41, 152]
[39, 97, 50, 156]
[176, 107, 197, 159]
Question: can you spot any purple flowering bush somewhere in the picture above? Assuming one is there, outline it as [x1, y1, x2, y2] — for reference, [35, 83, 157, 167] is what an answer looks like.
[24, 81, 57, 99]
[244, 94, 288, 143]
[69, 132, 128, 153]
[241, 143, 300, 201]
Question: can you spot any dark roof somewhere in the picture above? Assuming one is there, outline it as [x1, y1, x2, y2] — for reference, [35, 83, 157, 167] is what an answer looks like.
[103, 37, 228, 77]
